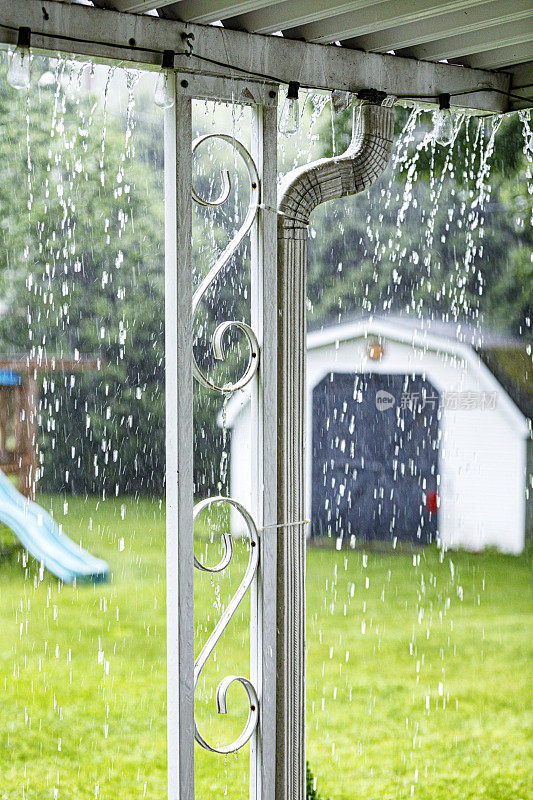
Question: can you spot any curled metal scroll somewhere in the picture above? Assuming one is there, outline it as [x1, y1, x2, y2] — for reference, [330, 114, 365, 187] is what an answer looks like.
[192, 134, 261, 394]
[193, 496, 260, 754]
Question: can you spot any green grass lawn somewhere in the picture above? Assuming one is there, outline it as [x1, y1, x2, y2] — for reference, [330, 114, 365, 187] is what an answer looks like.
[0, 496, 531, 800]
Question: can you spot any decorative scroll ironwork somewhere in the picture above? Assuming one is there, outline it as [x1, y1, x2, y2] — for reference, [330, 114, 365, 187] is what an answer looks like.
[191, 135, 262, 756]
[193, 496, 260, 754]
[191, 133, 260, 394]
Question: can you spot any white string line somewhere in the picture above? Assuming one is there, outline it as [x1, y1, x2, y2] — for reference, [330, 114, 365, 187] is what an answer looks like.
[257, 519, 310, 532]
[258, 203, 308, 224]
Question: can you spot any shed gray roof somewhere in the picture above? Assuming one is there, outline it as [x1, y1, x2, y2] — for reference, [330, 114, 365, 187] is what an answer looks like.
[223, 315, 532, 430]
[309, 313, 528, 349]
[309, 315, 533, 419]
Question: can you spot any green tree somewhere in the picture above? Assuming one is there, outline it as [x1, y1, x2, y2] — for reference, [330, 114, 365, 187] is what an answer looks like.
[1, 59, 530, 499]
[306, 103, 532, 336]
[0, 59, 252, 497]
[0, 60, 166, 495]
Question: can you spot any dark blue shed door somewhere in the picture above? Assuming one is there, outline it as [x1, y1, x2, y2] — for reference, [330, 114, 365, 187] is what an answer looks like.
[311, 373, 440, 543]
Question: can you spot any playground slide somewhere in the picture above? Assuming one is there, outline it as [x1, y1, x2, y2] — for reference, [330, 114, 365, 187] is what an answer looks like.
[0, 469, 109, 583]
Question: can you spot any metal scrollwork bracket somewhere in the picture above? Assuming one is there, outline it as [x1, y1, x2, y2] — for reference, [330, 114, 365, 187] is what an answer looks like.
[193, 496, 260, 754]
[191, 135, 262, 756]
[192, 134, 261, 394]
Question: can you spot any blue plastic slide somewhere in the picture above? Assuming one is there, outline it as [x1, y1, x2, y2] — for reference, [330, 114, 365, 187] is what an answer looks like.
[0, 469, 109, 583]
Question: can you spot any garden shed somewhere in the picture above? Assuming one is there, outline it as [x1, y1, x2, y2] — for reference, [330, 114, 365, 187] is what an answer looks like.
[225, 316, 531, 554]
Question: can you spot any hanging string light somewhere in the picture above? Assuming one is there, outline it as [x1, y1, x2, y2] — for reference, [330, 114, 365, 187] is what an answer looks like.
[433, 93, 455, 146]
[279, 81, 300, 135]
[154, 49, 175, 109]
[1, 21, 526, 114]
[7, 26, 31, 90]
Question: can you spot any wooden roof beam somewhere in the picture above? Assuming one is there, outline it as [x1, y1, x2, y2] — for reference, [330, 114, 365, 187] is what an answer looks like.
[275, 0, 498, 44]
[222, 0, 489, 38]
[93, 0, 177, 12]
[0, 0, 512, 112]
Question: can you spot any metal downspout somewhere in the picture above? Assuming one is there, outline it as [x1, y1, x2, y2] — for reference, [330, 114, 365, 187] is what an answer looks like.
[276, 99, 395, 800]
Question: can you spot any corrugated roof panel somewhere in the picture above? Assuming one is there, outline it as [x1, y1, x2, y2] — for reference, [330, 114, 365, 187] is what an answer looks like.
[71, 0, 533, 107]
[337, 1, 532, 54]
[395, 18, 532, 62]
[157, 0, 279, 23]
[274, 0, 504, 44]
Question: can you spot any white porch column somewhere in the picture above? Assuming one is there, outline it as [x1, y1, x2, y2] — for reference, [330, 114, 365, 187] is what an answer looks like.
[165, 80, 195, 800]
[276, 99, 395, 800]
[250, 102, 279, 800]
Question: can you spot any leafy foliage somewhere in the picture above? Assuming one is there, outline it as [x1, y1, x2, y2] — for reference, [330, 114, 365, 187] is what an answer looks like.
[0, 62, 166, 495]
[307, 104, 532, 336]
[307, 761, 326, 800]
[0, 60, 530, 496]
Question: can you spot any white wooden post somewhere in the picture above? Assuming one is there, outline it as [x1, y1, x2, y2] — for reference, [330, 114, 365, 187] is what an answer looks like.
[165, 76, 195, 800]
[170, 75, 278, 800]
[250, 101, 279, 800]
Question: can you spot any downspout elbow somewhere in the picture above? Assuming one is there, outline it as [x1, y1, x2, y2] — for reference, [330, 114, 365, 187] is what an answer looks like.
[278, 100, 395, 236]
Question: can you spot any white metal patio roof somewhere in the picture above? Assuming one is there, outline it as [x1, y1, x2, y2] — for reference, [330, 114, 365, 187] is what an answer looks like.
[0, 1, 531, 112]
[96, 0, 533, 109]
